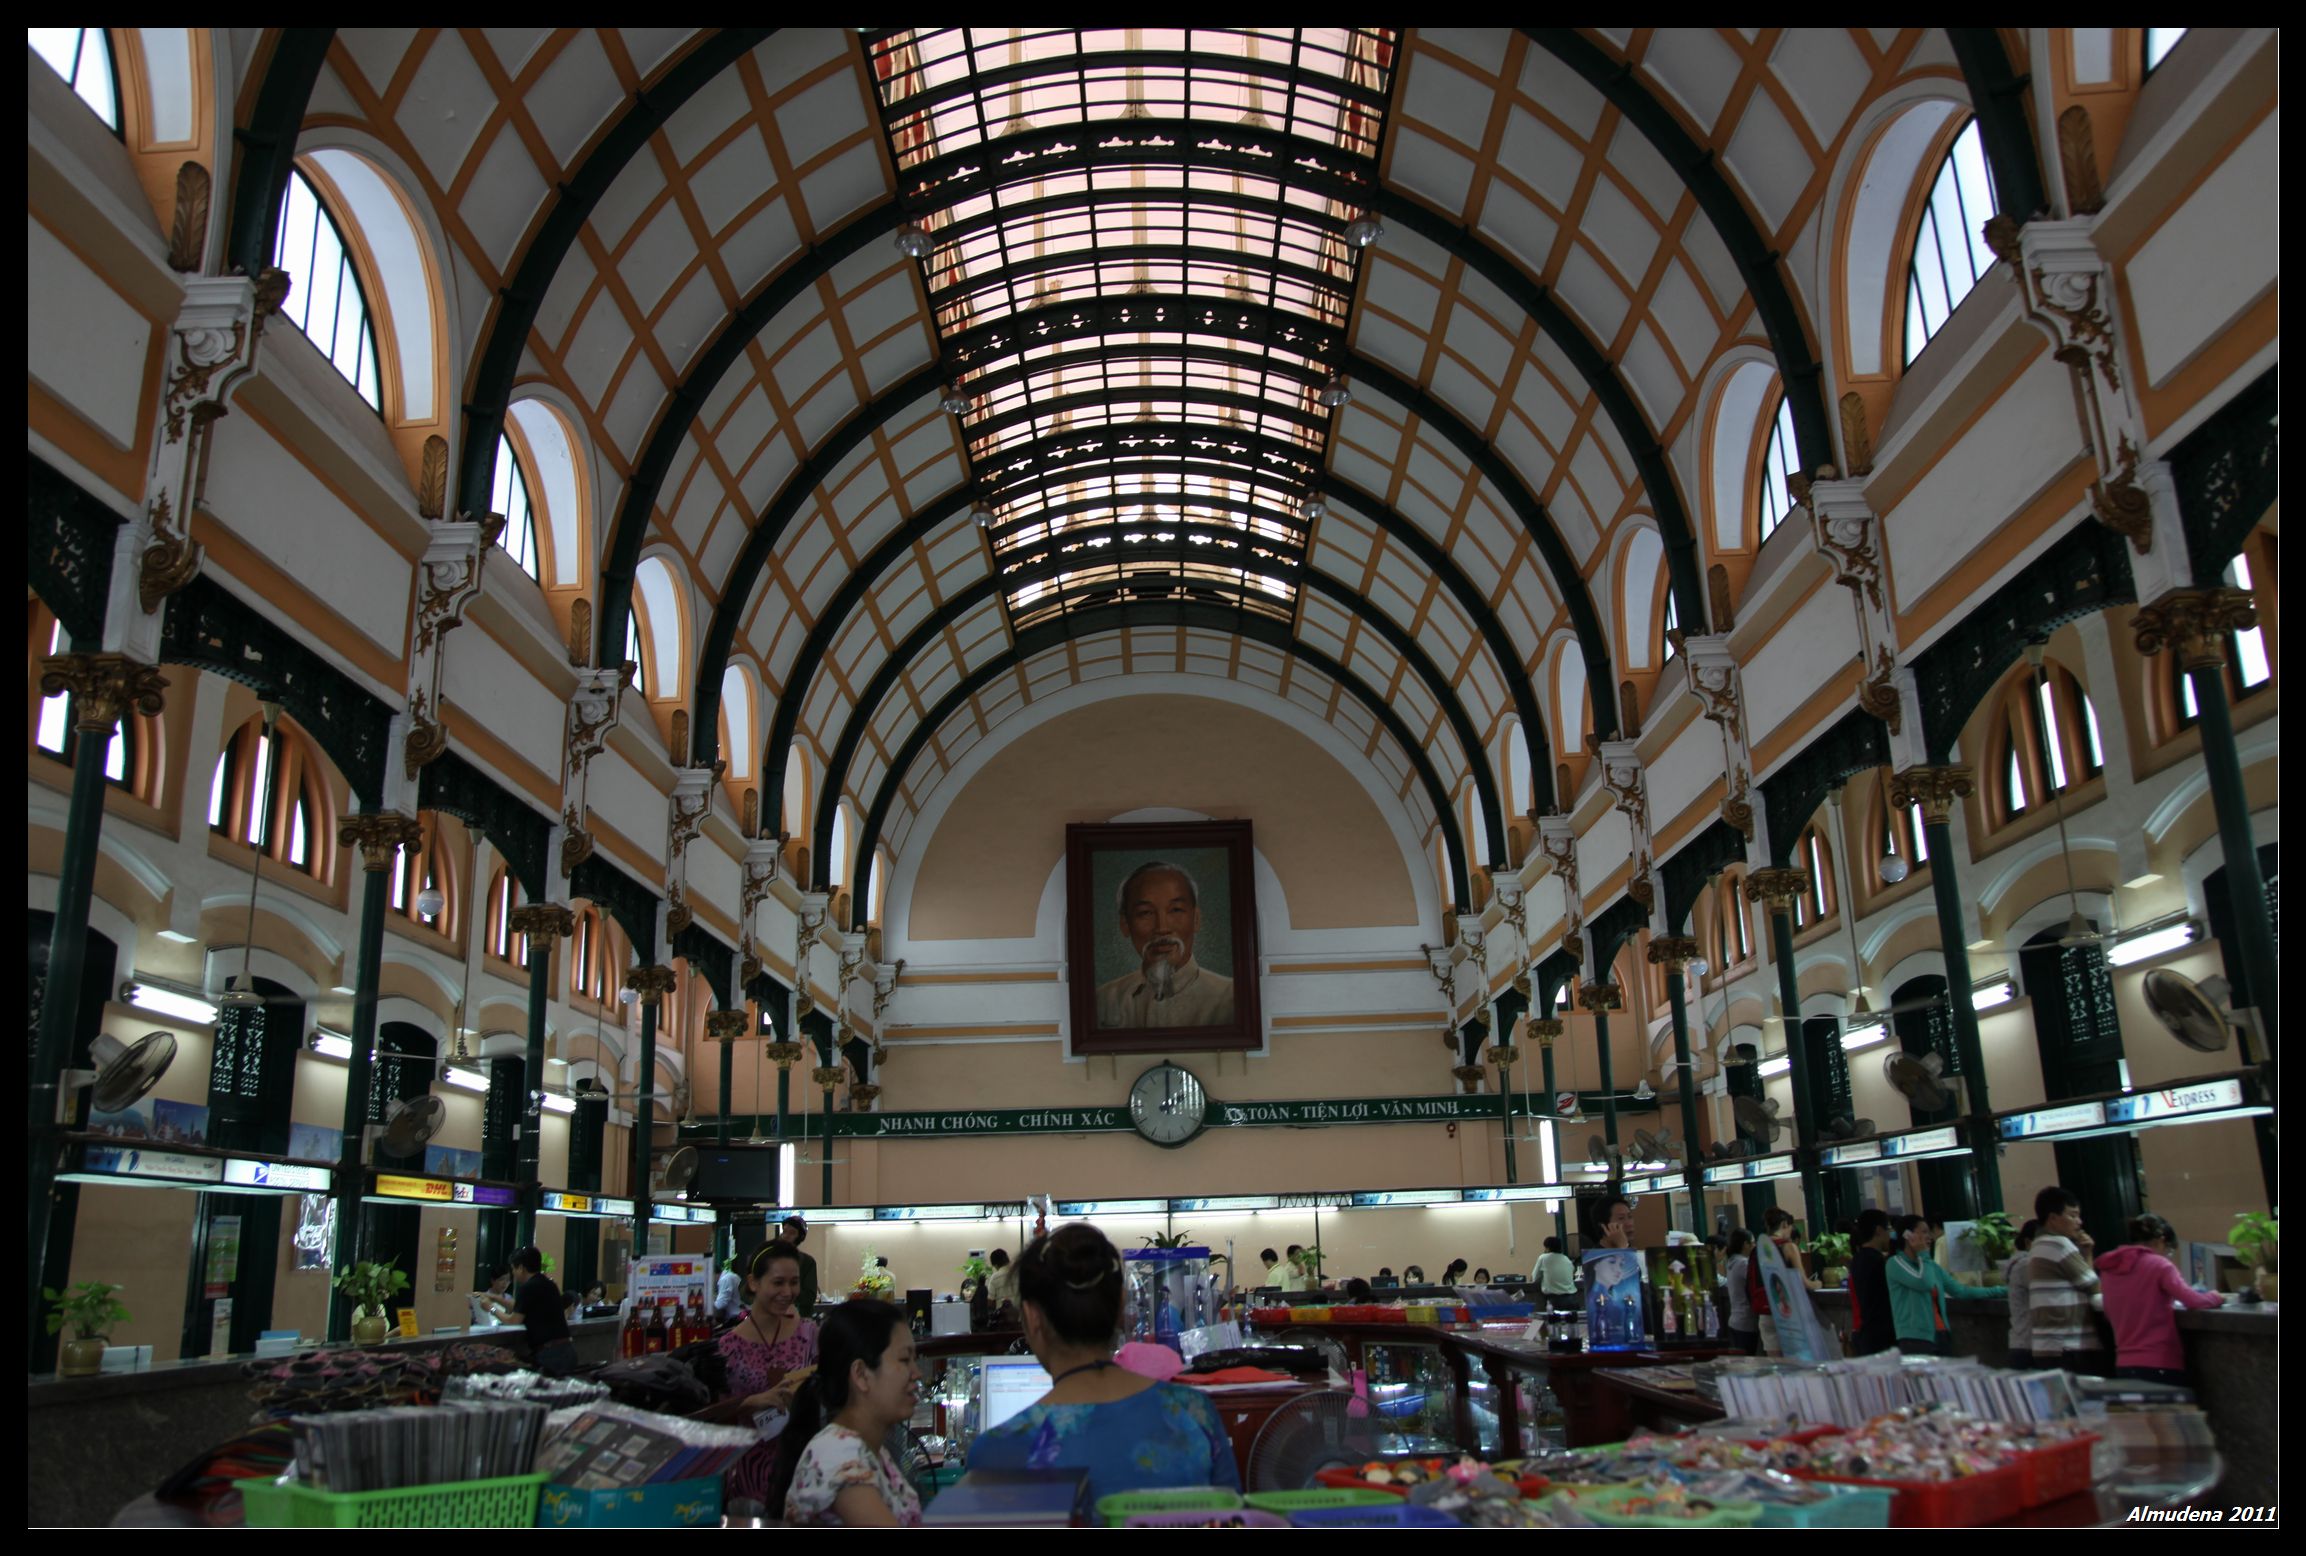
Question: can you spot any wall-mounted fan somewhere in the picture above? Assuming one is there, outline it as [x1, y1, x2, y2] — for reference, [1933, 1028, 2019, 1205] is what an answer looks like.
[1883, 1050, 1955, 1111]
[62, 1031, 179, 1119]
[367, 1094, 445, 1162]
[2142, 970, 2237, 1053]
[1703, 1138, 1752, 1161]
[1817, 1113, 1877, 1142]
[655, 1145, 699, 1194]
[1732, 1094, 1786, 1147]
[1585, 1134, 1623, 1173]
[1630, 1126, 1686, 1163]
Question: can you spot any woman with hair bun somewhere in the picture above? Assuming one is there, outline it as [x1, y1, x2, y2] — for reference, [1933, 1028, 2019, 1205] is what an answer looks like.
[765, 1299, 922, 1526]
[965, 1223, 1240, 1501]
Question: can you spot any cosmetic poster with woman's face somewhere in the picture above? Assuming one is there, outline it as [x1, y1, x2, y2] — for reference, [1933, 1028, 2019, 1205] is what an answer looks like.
[1583, 1249, 1646, 1350]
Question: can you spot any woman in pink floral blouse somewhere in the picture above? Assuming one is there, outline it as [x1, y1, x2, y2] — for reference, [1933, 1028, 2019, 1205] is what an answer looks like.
[767, 1300, 923, 1527]
[716, 1241, 819, 1507]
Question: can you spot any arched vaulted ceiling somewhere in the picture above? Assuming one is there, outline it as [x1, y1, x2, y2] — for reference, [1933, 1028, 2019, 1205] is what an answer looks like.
[236, 27, 1997, 930]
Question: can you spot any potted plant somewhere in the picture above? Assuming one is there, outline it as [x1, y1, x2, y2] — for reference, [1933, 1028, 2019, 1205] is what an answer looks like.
[44, 1281, 131, 1377]
[1140, 1230, 1197, 1250]
[1955, 1213, 2019, 1286]
[1806, 1232, 1853, 1286]
[334, 1260, 410, 1345]
[2230, 1212, 2279, 1302]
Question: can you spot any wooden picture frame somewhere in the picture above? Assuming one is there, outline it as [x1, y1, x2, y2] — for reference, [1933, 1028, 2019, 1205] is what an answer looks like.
[1065, 820, 1261, 1056]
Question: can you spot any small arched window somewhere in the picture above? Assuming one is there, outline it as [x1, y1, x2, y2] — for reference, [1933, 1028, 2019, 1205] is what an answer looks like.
[27, 29, 119, 130]
[210, 714, 324, 876]
[492, 435, 539, 582]
[1505, 725, 1533, 818]
[2144, 28, 2188, 74]
[1792, 826, 1836, 930]
[485, 867, 526, 964]
[1713, 872, 1754, 974]
[389, 813, 458, 936]
[624, 612, 646, 696]
[31, 609, 138, 791]
[1996, 658, 2107, 823]
[869, 847, 893, 926]
[1903, 119, 1998, 365]
[830, 802, 855, 890]
[1878, 783, 1930, 887]
[273, 169, 383, 411]
[2174, 547, 2275, 729]
[1757, 395, 1799, 542]
[570, 906, 625, 1005]
[1662, 589, 1680, 661]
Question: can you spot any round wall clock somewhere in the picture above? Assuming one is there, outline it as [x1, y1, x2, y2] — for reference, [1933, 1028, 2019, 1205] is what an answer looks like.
[1128, 1061, 1208, 1149]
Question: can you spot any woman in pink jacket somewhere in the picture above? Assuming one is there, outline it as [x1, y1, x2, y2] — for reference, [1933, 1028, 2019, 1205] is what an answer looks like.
[2095, 1214, 2223, 1384]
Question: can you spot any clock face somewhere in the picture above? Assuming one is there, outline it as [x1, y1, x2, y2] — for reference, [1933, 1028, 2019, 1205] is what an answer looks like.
[1129, 1062, 1207, 1149]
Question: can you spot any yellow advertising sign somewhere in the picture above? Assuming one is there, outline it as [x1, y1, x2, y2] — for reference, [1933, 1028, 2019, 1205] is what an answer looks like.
[375, 1174, 454, 1202]
[396, 1308, 420, 1338]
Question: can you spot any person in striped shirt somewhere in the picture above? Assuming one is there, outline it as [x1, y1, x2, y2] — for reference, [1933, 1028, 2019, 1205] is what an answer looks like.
[2027, 1186, 2103, 1367]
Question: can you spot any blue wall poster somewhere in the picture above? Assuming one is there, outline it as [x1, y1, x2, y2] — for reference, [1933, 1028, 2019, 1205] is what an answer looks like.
[1583, 1248, 1646, 1350]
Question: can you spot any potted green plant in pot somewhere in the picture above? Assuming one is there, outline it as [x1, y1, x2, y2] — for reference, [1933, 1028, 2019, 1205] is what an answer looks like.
[2230, 1212, 2278, 1302]
[1807, 1232, 1853, 1287]
[334, 1260, 410, 1345]
[1956, 1213, 2019, 1286]
[44, 1281, 131, 1377]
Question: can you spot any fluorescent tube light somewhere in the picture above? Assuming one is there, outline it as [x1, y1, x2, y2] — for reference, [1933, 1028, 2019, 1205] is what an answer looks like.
[1972, 978, 2016, 1011]
[540, 1092, 575, 1115]
[2106, 921, 2197, 967]
[1840, 1022, 1889, 1052]
[311, 1030, 354, 1061]
[1757, 1053, 1792, 1077]
[126, 982, 218, 1025]
[445, 1067, 490, 1092]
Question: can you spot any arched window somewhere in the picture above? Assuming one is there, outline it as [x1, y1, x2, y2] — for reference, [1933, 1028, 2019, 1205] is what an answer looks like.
[31, 608, 138, 791]
[2173, 546, 2276, 729]
[1712, 871, 1754, 975]
[272, 169, 382, 410]
[2144, 28, 2188, 74]
[830, 802, 854, 890]
[1995, 659, 2106, 823]
[1505, 725, 1533, 818]
[210, 714, 324, 876]
[1757, 395, 1799, 541]
[1792, 826, 1835, 930]
[389, 814, 458, 936]
[1662, 589, 1680, 662]
[782, 748, 810, 840]
[869, 847, 893, 926]
[1903, 120, 1998, 365]
[485, 867, 526, 964]
[492, 435, 539, 582]
[570, 907, 625, 1005]
[27, 28, 119, 130]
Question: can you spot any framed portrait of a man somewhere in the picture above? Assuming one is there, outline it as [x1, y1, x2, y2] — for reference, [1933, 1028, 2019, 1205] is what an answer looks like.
[1065, 820, 1261, 1056]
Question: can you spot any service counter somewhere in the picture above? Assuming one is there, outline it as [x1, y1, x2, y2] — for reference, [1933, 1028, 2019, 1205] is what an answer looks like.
[26, 1317, 622, 1528]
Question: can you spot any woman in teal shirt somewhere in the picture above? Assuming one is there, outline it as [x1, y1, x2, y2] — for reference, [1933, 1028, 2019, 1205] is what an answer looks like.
[967, 1223, 1239, 1501]
[1886, 1215, 2004, 1354]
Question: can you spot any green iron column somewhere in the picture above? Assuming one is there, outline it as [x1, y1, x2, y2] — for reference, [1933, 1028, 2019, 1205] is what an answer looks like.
[625, 964, 678, 1259]
[707, 1011, 747, 1147]
[1493, 980, 1529, 1184]
[2136, 593, 2280, 1055]
[331, 813, 423, 1341]
[1747, 868, 1827, 1234]
[507, 905, 572, 1250]
[1577, 981, 1625, 1168]
[28, 655, 167, 1359]
[1530, 1017, 1567, 1244]
[1888, 767, 2004, 1213]
[1650, 937, 1709, 1234]
[803, 1005, 838, 1204]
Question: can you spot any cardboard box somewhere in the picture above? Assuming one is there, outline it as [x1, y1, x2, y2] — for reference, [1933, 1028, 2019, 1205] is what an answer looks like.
[537, 1477, 724, 1528]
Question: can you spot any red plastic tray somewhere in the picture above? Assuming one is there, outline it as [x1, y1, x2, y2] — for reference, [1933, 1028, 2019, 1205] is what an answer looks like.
[2012, 1435, 2098, 1506]
[1797, 1461, 2028, 1528]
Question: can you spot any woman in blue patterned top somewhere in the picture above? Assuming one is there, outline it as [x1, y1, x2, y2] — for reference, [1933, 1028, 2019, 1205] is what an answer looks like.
[967, 1223, 1240, 1501]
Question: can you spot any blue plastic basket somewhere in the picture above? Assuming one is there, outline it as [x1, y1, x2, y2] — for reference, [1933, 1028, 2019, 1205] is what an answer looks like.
[1753, 1487, 1894, 1528]
[1288, 1502, 1462, 1527]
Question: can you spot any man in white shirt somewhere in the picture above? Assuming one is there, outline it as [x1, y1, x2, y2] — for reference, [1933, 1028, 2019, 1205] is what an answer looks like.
[1534, 1237, 1577, 1300]
[1094, 862, 1236, 1028]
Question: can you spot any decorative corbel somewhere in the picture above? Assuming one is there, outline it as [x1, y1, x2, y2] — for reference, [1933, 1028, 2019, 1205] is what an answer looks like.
[559, 665, 629, 876]
[795, 892, 829, 1021]
[120, 268, 292, 656]
[1681, 634, 1758, 844]
[1536, 813, 1583, 951]
[403, 505, 503, 778]
[738, 832, 787, 986]
[664, 765, 716, 937]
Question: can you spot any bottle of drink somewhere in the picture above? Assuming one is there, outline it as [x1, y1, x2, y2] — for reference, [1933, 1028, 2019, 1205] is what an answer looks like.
[644, 1298, 667, 1354]
[687, 1289, 708, 1345]
[621, 1302, 646, 1358]
[1661, 1284, 1679, 1336]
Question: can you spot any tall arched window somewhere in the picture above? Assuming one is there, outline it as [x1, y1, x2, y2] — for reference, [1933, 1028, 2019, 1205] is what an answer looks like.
[273, 170, 383, 410]
[869, 847, 893, 926]
[27, 29, 119, 130]
[1757, 395, 1799, 541]
[570, 907, 625, 1005]
[1877, 780, 1930, 888]
[624, 612, 647, 696]
[1903, 119, 1998, 364]
[492, 435, 539, 581]
[1994, 659, 2107, 824]
[1791, 826, 1836, 930]
[2173, 546, 2275, 728]
[209, 714, 324, 875]
[830, 802, 854, 890]
[485, 867, 526, 964]
[1662, 589, 1680, 661]
[1711, 872, 1754, 976]
[388, 813, 459, 936]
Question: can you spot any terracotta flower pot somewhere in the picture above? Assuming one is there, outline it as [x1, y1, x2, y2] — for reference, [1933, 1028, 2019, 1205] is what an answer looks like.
[58, 1337, 108, 1378]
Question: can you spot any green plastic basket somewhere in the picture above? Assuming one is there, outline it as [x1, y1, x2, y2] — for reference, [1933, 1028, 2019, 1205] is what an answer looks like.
[1551, 1485, 1763, 1529]
[1243, 1488, 1402, 1514]
[1094, 1488, 1242, 1528]
[1753, 1487, 1893, 1529]
[239, 1473, 548, 1529]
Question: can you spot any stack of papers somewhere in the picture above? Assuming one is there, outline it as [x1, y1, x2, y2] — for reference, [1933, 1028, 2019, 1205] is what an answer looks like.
[289, 1401, 547, 1492]
[533, 1402, 759, 1490]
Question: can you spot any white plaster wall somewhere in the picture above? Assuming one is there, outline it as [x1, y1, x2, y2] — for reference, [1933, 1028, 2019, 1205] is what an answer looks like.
[443, 626, 567, 769]
[1646, 712, 1723, 838]
[585, 748, 666, 857]
[27, 215, 151, 449]
[2127, 110, 2278, 388]
[1743, 585, 1861, 755]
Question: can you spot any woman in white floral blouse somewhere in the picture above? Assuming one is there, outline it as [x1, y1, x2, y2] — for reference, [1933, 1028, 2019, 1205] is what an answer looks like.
[766, 1300, 923, 1527]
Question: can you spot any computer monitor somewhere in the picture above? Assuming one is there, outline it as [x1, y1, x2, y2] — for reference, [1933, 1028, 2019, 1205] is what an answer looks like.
[978, 1357, 1052, 1433]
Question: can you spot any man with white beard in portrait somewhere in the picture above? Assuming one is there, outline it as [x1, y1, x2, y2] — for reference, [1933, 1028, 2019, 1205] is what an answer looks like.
[1093, 860, 1236, 1028]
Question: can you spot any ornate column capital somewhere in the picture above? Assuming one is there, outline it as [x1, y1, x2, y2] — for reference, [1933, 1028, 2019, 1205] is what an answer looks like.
[704, 1010, 750, 1042]
[39, 654, 169, 734]
[338, 811, 423, 872]
[810, 1065, 845, 1090]
[848, 1082, 881, 1112]
[506, 902, 575, 941]
[624, 964, 679, 1006]
[1646, 935, 1701, 970]
[1887, 765, 1975, 827]
[764, 1041, 806, 1069]
[1574, 982, 1623, 1014]
[1742, 867, 1809, 914]
[1450, 1064, 1487, 1095]
[1527, 1018, 1563, 1047]
[2132, 588, 2257, 671]
[1487, 1044, 1522, 1068]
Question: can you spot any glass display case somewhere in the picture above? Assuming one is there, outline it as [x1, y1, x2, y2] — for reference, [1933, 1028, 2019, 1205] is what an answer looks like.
[1358, 1337, 1462, 1456]
[1121, 1247, 1218, 1352]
